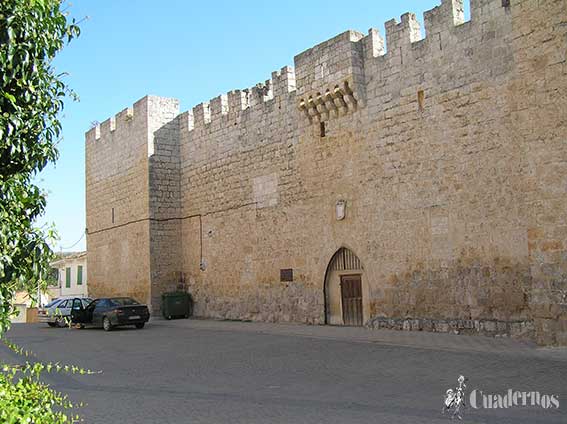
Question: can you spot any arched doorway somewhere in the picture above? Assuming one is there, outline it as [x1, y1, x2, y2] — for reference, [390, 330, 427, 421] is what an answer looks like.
[324, 247, 364, 326]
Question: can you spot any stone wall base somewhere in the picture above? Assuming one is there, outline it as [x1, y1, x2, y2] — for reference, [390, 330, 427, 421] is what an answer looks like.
[187, 282, 324, 326]
[366, 316, 535, 341]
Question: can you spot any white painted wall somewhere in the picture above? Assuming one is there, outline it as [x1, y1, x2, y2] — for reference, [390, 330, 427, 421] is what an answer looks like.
[52, 255, 88, 298]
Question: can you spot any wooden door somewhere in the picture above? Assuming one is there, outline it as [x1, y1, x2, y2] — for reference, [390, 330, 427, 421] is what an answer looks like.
[340, 275, 363, 326]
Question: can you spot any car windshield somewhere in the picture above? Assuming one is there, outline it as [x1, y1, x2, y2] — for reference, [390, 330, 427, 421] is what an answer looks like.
[44, 299, 61, 308]
[110, 298, 140, 306]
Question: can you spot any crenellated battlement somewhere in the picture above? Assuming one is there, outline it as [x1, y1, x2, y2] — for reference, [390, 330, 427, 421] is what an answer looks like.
[85, 102, 136, 142]
[361, 28, 385, 60]
[228, 89, 250, 114]
[272, 66, 297, 97]
[210, 94, 229, 119]
[385, 12, 422, 53]
[178, 65, 297, 134]
[424, 0, 465, 36]
[193, 101, 211, 126]
[87, 0, 516, 140]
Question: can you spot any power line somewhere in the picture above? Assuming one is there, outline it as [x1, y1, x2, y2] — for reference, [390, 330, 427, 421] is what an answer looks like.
[59, 231, 85, 251]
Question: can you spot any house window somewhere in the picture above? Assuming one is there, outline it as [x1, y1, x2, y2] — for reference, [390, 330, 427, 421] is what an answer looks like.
[65, 267, 71, 288]
[77, 265, 83, 285]
[49, 268, 58, 286]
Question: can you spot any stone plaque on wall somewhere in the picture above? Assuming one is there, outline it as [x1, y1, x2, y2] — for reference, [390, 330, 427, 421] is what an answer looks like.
[280, 269, 293, 282]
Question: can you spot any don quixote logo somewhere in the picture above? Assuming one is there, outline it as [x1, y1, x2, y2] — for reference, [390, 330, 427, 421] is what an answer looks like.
[442, 375, 560, 420]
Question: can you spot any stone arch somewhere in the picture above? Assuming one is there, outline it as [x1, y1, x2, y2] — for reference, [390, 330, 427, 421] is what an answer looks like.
[324, 247, 366, 326]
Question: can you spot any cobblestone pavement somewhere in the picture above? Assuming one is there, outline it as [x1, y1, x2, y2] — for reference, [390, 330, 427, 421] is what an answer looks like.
[1, 320, 566, 424]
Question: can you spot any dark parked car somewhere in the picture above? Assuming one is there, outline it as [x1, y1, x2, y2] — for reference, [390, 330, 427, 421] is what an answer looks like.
[71, 297, 150, 331]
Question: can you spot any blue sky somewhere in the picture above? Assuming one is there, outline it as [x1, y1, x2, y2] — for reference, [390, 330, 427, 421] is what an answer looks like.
[38, 0, 470, 252]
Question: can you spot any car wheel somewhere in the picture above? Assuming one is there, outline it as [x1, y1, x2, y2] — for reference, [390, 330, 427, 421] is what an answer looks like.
[102, 317, 113, 332]
[47, 322, 57, 328]
[135, 323, 145, 329]
[55, 317, 66, 328]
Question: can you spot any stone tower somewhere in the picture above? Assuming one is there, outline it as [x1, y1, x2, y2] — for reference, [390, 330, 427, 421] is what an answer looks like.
[85, 96, 179, 309]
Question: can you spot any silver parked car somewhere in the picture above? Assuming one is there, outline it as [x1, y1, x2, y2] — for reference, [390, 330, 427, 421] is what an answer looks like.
[38, 297, 93, 328]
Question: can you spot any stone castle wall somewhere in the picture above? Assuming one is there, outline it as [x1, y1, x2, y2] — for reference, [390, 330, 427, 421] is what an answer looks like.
[86, 0, 567, 344]
[86, 96, 179, 305]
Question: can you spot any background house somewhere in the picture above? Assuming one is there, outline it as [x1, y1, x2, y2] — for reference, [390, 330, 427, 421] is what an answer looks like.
[9, 251, 89, 324]
[50, 251, 89, 299]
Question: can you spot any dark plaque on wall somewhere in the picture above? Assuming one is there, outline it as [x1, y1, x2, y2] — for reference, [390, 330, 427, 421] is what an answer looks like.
[280, 268, 293, 282]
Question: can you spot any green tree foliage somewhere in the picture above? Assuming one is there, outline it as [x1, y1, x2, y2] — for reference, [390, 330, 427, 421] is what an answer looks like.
[0, 0, 79, 333]
[0, 1, 83, 422]
[0, 338, 99, 423]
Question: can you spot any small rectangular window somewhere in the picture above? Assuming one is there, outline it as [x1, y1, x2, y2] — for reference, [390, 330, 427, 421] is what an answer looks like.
[417, 90, 425, 112]
[320, 121, 326, 138]
[77, 265, 83, 285]
[111, 207, 115, 224]
[280, 269, 293, 282]
[65, 268, 71, 288]
[502, 0, 510, 7]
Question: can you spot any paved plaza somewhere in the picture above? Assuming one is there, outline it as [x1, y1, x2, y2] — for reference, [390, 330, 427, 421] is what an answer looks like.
[1, 320, 566, 423]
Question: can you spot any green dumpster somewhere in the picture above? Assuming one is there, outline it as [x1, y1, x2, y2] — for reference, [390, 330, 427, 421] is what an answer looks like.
[161, 292, 192, 320]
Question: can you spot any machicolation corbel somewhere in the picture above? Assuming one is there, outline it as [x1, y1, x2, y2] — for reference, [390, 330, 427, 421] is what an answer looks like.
[298, 80, 360, 123]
